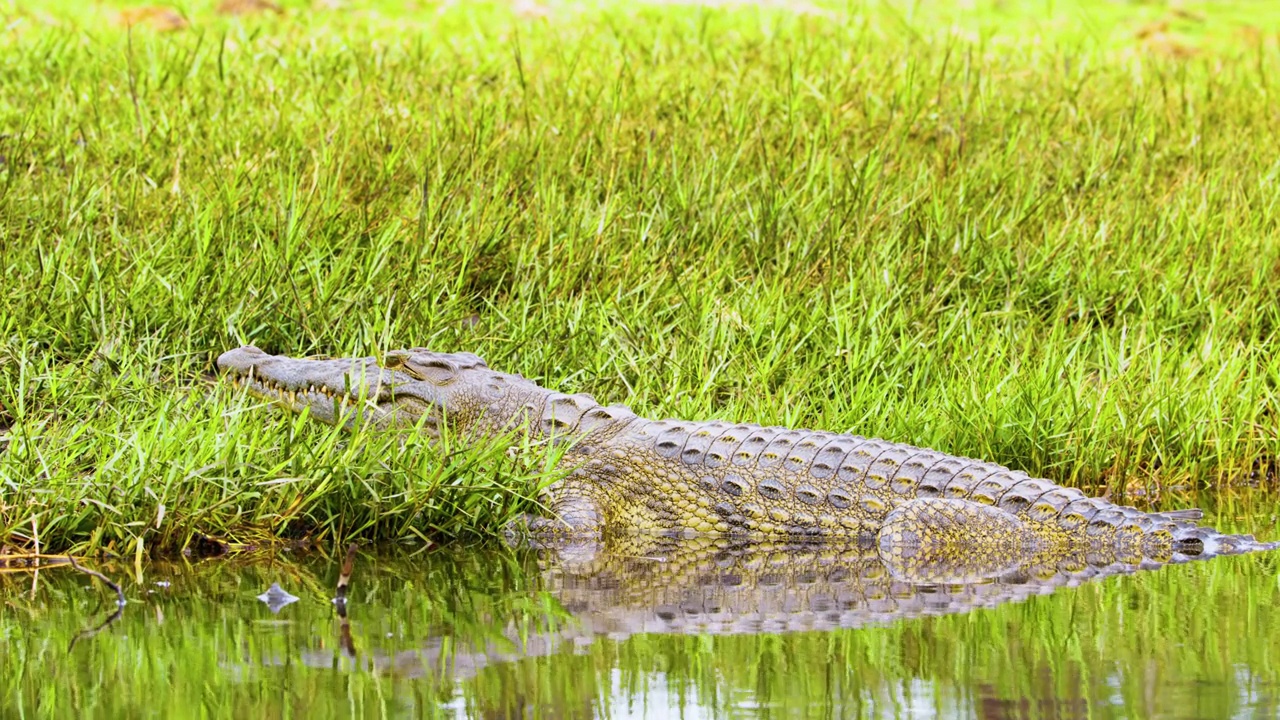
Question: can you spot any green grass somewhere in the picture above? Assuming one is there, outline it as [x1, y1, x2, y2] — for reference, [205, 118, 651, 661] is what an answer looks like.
[2, 0, 1280, 554]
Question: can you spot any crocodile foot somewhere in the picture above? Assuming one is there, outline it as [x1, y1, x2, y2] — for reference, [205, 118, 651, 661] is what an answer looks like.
[503, 495, 605, 544]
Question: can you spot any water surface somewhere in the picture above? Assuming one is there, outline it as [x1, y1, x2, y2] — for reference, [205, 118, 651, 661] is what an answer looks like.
[4, 512, 1278, 719]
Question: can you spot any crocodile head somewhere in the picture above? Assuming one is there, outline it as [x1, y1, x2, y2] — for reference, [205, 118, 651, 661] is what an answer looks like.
[216, 345, 514, 434]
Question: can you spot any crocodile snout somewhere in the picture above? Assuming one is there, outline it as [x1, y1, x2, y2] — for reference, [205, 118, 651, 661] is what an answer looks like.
[216, 345, 271, 374]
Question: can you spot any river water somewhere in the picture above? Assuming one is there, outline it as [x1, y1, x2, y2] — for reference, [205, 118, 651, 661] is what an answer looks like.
[4, 508, 1277, 719]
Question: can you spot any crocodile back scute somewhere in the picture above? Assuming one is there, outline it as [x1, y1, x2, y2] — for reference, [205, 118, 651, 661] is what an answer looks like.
[806, 435, 866, 480]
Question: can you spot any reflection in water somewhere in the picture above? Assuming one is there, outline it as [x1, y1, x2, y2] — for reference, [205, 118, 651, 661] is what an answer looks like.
[65, 555, 127, 651]
[285, 534, 1267, 679]
[3, 528, 1278, 718]
[537, 534, 1183, 632]
[335, 543, 359, 660]
[256, 582, 300, 613]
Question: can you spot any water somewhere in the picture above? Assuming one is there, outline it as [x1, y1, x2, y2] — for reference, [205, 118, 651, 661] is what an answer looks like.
[4, 523, 1278, 719]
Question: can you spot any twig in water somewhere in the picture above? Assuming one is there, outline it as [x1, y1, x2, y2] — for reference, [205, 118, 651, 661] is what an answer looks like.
[336, 542, 358, 602]
[66, 555, 127, 651]
[67, 555, 127, 607]
[335, 543, 359, 659]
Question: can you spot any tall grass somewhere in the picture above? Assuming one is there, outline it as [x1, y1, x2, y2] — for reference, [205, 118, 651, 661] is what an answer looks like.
[2, 0, 1279, 553]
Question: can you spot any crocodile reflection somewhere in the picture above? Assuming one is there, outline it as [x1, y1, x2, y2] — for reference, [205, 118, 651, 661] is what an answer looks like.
[295, 533, 1209, 678]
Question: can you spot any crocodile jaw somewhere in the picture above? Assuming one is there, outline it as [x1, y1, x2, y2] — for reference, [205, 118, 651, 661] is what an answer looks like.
[216, 345, 433, 427]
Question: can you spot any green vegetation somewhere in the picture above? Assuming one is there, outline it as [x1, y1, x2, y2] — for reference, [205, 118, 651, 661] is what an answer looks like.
[2, 0, 1280, 554]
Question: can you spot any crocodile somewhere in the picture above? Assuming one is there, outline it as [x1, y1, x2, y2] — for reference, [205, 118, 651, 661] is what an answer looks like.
[216, 345, 1278, 563]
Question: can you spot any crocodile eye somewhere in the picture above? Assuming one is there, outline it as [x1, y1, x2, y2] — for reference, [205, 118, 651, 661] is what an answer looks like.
[388, 355, 458, 385]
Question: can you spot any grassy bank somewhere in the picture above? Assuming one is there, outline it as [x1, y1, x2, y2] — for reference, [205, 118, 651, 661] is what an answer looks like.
[2, 0, 1279, 554]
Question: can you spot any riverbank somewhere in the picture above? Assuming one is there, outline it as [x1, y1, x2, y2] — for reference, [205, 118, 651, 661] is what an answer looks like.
[2, 0, 1278, 554]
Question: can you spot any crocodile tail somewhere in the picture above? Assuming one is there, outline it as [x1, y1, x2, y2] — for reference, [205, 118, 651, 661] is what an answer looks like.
[1055, 499, 1277, 561]
[1166, 520, 1280, 558]
[1137, 506, 1278, 558]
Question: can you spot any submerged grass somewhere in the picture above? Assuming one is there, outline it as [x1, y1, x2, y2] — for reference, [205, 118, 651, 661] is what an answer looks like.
[2, 0, 1280, 553]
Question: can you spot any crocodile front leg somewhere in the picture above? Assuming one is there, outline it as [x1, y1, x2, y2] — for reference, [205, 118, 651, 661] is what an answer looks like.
[505, 482, 606, 540]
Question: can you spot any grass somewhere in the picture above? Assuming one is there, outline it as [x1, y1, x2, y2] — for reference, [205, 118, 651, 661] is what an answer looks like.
[2, 0, 1280, 554]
